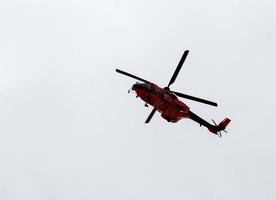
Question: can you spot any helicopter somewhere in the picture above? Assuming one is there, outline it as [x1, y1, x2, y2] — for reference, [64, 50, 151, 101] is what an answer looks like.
[116, 50, 231, 137]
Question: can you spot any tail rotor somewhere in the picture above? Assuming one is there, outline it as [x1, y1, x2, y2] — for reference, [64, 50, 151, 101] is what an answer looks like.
[210, 118, 231, 137]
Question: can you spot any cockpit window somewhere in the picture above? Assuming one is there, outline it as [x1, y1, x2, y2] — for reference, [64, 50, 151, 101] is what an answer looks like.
[136, 82, 150, 89]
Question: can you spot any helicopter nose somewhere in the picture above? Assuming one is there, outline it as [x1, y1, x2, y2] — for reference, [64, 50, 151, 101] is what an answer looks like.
[132, 84, 138, 90]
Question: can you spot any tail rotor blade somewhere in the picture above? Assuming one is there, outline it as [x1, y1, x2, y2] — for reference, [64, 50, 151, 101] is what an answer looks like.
[168, 50, 189, 87]
[218, 132, 222, 137]
[212, 119, 217, 126]
[145, 108, 157, 123]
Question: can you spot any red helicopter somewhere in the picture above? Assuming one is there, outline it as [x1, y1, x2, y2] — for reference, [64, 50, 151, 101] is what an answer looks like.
[116, 50, 231, 137]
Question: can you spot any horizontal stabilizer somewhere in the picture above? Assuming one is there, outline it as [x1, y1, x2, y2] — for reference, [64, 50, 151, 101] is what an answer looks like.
[218, 118, 231, 130]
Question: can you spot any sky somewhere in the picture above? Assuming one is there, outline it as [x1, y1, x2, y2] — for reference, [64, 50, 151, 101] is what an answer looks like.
[0, 0, 276, 199]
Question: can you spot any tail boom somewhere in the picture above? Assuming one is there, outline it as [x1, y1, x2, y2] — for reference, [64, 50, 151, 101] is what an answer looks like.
[188, 111, 231, 136]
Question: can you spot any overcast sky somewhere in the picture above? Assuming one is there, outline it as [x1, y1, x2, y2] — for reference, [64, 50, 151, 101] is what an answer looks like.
[1, 0, 276, 199]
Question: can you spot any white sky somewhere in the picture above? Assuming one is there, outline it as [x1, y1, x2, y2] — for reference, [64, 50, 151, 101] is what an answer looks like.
[0, 0, 276, 199]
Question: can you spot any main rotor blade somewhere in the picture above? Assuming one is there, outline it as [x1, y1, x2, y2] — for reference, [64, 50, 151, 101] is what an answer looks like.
[172, 91, 218, 107]
[116, 69, 150, 83]
[145, 108, 157, 123]
[168, 50, 189, 87]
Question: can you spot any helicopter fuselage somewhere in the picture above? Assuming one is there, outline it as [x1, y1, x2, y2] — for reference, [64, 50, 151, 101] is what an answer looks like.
[132, 82, 190, 122]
